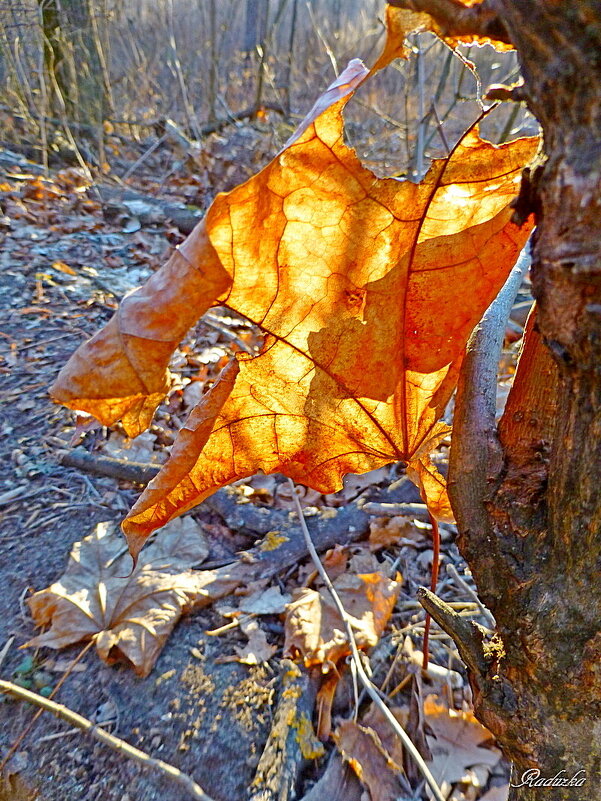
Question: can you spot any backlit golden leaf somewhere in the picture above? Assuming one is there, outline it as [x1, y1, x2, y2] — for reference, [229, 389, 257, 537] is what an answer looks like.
[52, 58, 536, 554]
[124, 73, 535, 548]
[385, 1, 514, 53]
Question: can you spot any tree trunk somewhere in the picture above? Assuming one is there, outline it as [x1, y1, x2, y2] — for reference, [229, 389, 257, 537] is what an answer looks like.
[39, 0, 111, 126]
[393, 2, 601, 798]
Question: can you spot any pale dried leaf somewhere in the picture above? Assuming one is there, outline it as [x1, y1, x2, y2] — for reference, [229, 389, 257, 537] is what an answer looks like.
[284, 572, 400, 669]
[424, 695, 501, 787]
[26, 518, 214, 676]
[334, 719, 409, 801]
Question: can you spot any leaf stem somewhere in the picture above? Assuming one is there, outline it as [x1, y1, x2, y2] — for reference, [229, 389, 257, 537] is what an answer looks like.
[421, 512, 440, 666]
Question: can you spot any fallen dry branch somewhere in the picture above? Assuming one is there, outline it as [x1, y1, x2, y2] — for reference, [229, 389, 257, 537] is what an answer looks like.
[0, 680, 215, 801]
[249, 660, 322, 801]
[59, 448, 160, 484]
[57, 447, 372, 547]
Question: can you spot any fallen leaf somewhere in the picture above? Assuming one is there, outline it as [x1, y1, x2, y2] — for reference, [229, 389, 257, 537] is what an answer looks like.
[368, 515, 421, 551]
[219, 617, 276, 665]
[284, 572, 401, 669]
[238, 585, 291, 615]
[52, 55, 537, 554]
[322, 545, 349, 580]
[334, 719, 409, 801]
[26, 517, 211, 676]
[423, 695, 502, 787]
[361, 703, 409, 767]
[346, 547, 385, 575]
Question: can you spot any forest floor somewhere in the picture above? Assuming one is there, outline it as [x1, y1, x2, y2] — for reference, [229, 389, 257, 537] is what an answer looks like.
[0, 131, 518, 801]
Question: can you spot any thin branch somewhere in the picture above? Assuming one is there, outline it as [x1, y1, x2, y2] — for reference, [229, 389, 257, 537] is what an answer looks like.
[416, 587, 489, 676]
[387, 0, 512, 45]
[287, 479, 446, 801]
[448, 242, 531, 540]
[0, 680, 215, 801]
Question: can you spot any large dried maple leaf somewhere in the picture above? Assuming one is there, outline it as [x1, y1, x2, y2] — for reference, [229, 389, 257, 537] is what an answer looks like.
[52, 60, 537, 555]
[26, 518, 211, 676]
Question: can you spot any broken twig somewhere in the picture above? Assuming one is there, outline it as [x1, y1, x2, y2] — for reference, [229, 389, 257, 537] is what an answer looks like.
[0, 680, 215, 801]
[416, 587, 489, 676]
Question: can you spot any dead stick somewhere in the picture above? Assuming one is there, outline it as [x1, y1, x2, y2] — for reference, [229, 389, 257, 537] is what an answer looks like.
[416, 587, 489, 676]
[0, 680, 215, 801]
[59, 449, 160, 484]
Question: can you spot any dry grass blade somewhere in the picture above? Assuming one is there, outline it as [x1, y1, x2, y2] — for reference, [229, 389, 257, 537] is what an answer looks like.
[287, 478, 446, 801]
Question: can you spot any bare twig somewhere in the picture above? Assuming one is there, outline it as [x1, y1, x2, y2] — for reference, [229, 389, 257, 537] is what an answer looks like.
[448, 242, 531, 544]
[0, 680, 215, 801]
[446, 563, 496, 627]
[416, 587, 489, 676]
[287, 479, 446, 801]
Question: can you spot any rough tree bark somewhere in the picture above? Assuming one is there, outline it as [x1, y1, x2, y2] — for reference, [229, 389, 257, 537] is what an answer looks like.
[391, 2, 601, 799]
